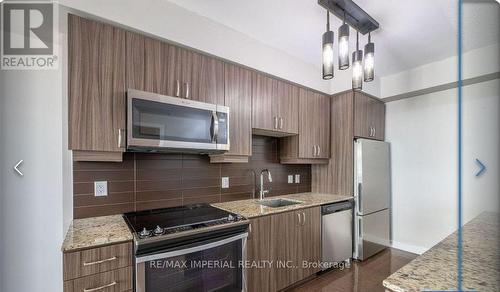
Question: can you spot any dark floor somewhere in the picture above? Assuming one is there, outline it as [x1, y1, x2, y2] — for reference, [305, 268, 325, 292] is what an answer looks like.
[289, 248, 418, 292]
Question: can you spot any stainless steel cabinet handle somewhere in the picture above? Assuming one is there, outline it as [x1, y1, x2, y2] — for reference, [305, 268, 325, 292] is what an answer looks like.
[373, 127, 376, 137]
[317, 145, 321, 157]
[302, 212, 306, 226]
[297, 213, 301, 225]
[279, 117, 283, 130]
[313, 145, 316, 157]
[274, 116, 278, 129]
[83, 281, 117, 292]
[249, 223, 252, 235]
[83, 256, 117, 266]
[175, 80, 180, 97]
[118, 129, 125, 149]
[183, 82, 190, 99]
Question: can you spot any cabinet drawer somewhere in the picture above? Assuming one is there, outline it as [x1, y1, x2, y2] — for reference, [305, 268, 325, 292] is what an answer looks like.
[64, 242, 132, 281]
[66, 266, 132, 292]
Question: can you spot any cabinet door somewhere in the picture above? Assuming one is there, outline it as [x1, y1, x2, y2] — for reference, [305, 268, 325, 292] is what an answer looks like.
[315, 93, 331, 158]
[166, 46, 201, 99]
[298, 89, 318, 158]
[247, 216, 271, 292]
[68, 15, 126, 153]
[353, 92, 373, 139]
[191, 55, 224, 105]
[371, 100, 385, 140]
[252, 73, 277, 131]
[276, 81, 299, 134]
[270, 211, 300, 291]
[224, 63, 252, 157]
[296, 207, 321, 280]
[126, 33, 169, 95]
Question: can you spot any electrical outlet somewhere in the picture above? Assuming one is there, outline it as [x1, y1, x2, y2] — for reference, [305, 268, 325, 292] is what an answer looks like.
[288, 175, 294, 184]
[221, 177, 230, 189]
[94, 181, 108, 197]
[294, 174, 300, 184]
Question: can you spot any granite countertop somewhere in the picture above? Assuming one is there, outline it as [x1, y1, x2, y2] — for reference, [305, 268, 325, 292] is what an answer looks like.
[383, 212, 500, 292]
[212, 192, 353, 218]
[61, 214, 133, 252]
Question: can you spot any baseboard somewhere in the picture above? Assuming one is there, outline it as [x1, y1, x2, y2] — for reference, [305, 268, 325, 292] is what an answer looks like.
[391, 241, 428, 255]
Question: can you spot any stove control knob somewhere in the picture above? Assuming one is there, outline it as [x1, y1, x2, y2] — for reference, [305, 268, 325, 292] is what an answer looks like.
[227, 214, 234, 221]
[154, 225, 164, 235]
[139, 228, 151, 237]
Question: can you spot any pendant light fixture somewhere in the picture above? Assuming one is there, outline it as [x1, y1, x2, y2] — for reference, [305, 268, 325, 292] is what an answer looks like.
[322, 11, 334, 80]
[338, 12, 350, 70]
[364, 32, 374, 82]
[352, 30, 363, 91]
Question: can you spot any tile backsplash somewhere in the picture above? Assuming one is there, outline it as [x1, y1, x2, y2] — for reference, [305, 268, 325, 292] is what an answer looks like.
[73, 135, 311, 218]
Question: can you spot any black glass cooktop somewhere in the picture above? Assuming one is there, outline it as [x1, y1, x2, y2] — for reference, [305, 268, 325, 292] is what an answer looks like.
[123, 203, 240, 237]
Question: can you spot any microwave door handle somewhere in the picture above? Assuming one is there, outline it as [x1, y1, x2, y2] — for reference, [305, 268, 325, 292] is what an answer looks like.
[211, 111, 219, 143]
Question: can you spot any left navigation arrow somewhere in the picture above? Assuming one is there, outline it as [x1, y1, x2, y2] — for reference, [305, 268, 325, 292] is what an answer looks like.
[14, 160, 24, 176]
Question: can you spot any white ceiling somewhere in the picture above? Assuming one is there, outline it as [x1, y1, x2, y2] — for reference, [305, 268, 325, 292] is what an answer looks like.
[167, 0, 499, 77]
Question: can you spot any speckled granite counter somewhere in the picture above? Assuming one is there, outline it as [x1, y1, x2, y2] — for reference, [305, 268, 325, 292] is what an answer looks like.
[383, 212, 499, 292]
[62, 214, 133, 252]
[212, 192, 353, 218]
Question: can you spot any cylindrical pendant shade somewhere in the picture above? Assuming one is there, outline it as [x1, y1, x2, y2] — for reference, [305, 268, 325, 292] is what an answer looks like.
[322, 30, 334, 80]
[352, 50, 363, 91]
[338, 23, 350, 70]
[364, 41, 374, 82]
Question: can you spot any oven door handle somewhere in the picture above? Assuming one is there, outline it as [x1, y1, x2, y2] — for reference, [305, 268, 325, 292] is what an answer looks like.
[136, 232, 248, 263]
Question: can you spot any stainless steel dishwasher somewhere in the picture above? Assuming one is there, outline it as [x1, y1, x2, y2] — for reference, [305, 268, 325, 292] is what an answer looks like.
[321, 200, 353, 269]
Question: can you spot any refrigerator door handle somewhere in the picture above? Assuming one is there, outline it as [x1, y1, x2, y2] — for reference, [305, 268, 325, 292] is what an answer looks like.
[357, 182, 362, 215]
[358, 217, 363, 238]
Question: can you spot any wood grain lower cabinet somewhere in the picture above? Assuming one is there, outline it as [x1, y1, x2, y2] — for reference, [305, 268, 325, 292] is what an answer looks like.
[63, 242, 133, 292]
[270, 207, 321, 291]
[210, 63, 252, 163]
[247, 216, 272, 292]
[280, 89, 330, 164]
[68, 14, 126, 162]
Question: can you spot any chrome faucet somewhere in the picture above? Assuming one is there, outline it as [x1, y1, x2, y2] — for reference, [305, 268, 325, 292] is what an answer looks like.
[259, 169, 273, 200]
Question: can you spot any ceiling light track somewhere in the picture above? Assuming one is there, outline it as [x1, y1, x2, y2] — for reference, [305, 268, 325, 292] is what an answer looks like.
[318, 0, 379, 35]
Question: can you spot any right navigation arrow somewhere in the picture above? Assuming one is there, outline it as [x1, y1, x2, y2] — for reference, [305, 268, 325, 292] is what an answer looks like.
[475, 159, 486, 177]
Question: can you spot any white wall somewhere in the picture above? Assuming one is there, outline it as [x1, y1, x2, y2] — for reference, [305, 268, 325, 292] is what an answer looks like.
[381, 44, 500, 99]
[386, 78, 500, 254]
[0, 8, 70, 292]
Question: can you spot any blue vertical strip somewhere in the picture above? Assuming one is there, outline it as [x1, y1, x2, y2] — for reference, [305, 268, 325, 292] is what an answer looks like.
[457, 0, 463, 291]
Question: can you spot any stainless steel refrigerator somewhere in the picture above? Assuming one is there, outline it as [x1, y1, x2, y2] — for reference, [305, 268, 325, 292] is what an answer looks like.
[353, 139, 391, 261]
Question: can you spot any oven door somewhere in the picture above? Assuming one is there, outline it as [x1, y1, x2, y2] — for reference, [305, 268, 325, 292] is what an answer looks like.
[136, 233, 247, 292]
[127, 89, 224, 152]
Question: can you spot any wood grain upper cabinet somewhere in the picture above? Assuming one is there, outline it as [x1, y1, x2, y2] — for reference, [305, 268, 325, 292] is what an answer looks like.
[252, 73, 298, 136]
[165, 46, 224, 105]
[280, 89, 330, 164]
[247, 216, 271, 292]
[68, 14, 126, 162]
[126, 32, 170, 95]
[210, 63, 252, 163]
[354, 92, 385, 140]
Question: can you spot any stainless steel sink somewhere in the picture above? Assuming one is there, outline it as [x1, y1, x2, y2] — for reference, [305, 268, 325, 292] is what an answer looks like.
[257, 198, 302, 208]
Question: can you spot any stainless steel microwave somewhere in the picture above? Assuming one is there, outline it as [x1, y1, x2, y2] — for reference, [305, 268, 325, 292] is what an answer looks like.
[127, 89, 229, 153]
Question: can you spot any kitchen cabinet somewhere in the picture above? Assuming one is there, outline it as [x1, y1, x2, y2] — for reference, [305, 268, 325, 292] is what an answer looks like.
[210, 63, 253, 163]
[280, 89, 330, 164]
[63, 242, 133, 292]
[354, 92, 385, 140]
[252, 73, 299, 136]
[166, 46, 224, 105]
[68, 14, 126, 162]
[247, 216, 272, 292]
[270, 207, 321, 291]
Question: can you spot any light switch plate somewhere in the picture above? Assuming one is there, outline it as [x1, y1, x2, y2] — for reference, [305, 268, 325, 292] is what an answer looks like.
[288, 175, 294, 184]
[94, 181, 108, 197]
[295, 174, 300, 184]
[221, 177, 230, 189]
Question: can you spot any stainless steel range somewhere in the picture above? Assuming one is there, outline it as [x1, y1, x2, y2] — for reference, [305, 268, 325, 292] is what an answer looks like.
[124, 204, 249, 292]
